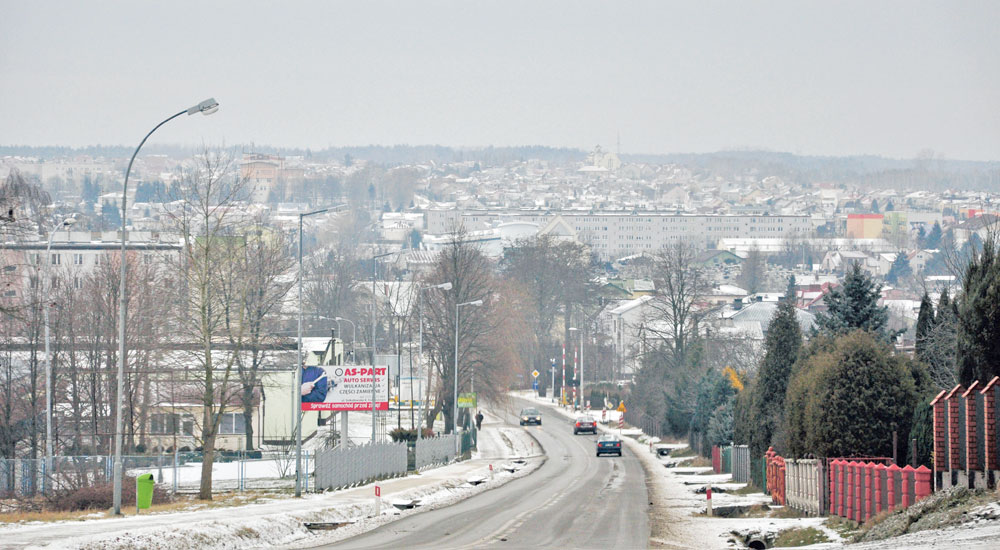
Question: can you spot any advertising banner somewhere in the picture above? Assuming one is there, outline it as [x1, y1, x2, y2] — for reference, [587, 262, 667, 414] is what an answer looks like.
[301, 365, 389, 411]
[457, 392, 477, 409]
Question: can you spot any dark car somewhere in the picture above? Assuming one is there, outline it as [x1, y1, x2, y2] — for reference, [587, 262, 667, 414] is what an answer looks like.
[596, 433, 622, 456]
[519, 408, 542, 426]
[573, 416, 597, 435]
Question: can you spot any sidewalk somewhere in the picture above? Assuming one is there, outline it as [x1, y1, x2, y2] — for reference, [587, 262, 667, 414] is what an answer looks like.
[1, 411, 542, 550]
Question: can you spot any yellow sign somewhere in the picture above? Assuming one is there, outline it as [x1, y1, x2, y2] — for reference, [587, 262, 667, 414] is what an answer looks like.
[531, 370, 540, 378]
[617, 401, 626, 413]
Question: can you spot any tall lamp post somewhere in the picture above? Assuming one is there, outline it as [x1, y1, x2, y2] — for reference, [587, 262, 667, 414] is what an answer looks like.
[294, 207, 329, 498]
[454, 300, 482, 441]
[416, 282, 451, 440]
[334, 317, 356, 362]
[371, 251, 401, 442]
[43, 215, 76, 492]
[569, 326, 584, 410]
[114, 98, 218, 515]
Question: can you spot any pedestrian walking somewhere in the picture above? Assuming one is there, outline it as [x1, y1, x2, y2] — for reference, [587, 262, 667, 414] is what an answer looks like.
[475, 410, 484, 430]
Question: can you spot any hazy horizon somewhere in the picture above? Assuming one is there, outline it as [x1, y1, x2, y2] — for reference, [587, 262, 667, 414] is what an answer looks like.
[2, 1, 998, 161]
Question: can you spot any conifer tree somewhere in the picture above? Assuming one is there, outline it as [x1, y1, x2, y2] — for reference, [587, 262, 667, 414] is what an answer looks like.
[957, 239, 1000, 385]
[748, 294, 802, 457]
[914, 293, 934, 360]
[814, 263, 890, 339]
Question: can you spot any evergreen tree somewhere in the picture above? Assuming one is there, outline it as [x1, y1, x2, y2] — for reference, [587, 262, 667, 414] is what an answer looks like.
[871, 199, 880, 213]
[885, 200, 894, 212]
[885, 253, 911, 285]
[925, 222, 943, 249]
[914, 293, 935, 360]
[784, 331, 919, 459]
[957, 239, 1000, 385]
[748, 297, 802, 458]
[813, 263, 891, 339]
[785, 275, 797, 303]
[916, 225, 927, 248]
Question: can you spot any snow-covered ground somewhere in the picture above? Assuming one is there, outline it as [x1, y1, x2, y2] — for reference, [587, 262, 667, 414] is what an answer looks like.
[1, 410, 541, 550]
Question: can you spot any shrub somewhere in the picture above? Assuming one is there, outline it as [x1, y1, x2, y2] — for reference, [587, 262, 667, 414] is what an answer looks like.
[784, 330, 919, 458]
[389, 427, 435, 442]
[51, 476, 173, 511]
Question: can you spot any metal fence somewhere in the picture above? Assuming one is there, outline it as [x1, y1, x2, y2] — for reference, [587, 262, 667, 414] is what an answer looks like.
[623, 406, 664, 438]
[0, 451, 315, 498]
[314, 441, 407, 491]
[415, 435, 457, 470]
[731, 445, 751, 483]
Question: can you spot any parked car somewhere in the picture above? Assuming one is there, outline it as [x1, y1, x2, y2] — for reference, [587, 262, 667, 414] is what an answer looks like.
[573, 416, 597, 435]
[596, 433, 622, 456]
[519, 408, 542, 426]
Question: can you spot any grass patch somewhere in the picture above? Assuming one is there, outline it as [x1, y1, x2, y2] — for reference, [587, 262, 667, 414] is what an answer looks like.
[824, 515, 861, 540]
[773, 526, 830, 547]
[731, 484, 764, 495]
[0, 491, 279, 524]
[677, 456, 712, 468]
[669, 446, 696, 458]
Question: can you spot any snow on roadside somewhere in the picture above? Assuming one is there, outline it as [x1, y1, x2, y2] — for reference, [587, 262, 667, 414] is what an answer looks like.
[2, 417, 543, 550]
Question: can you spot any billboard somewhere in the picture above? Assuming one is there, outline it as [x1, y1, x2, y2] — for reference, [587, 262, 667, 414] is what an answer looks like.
[301, 365, 389, 411]
[457, 392, 477, 409]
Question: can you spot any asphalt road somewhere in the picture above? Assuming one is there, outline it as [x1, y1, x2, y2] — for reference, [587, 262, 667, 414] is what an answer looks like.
[316, 397, 650, 549]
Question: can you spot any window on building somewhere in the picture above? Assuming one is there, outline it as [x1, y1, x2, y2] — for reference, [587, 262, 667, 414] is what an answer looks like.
[219, 412, 246, 435]
[73, 277, 82, 289]
[73, 254, 84, 265]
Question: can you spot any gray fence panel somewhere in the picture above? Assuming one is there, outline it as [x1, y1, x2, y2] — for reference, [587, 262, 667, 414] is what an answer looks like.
[314, 442, 407, 492]
[732, 445, 751, 483]
[415, 435, 457, 469]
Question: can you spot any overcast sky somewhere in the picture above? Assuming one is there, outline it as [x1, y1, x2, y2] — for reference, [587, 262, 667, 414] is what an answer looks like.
[1, 1, 997, 160]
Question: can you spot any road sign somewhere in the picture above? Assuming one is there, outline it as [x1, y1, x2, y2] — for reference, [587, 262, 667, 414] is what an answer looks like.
[458, 392, 477, 408]
[617, 401, 627, 413]
[531, 370, 540, 378]
[532, 379, 539, 391]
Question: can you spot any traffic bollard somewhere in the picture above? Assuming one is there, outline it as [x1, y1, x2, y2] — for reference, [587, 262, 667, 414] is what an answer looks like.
[706, 483, 712, 516]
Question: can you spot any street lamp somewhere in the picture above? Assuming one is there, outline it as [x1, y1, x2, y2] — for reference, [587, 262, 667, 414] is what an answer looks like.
[569, 326, 584, 410]
[416, 282, 451, 440]
[334, 317, 356, 362]
[43, 214, 75, 492]
[294, 207, 329, 497]
[454, 299, 482, 440]
[371, 251, 402, 442]
[114, 98, 218, 515]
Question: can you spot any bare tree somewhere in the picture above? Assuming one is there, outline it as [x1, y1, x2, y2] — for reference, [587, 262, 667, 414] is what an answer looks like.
[737, 246, 766, 294]
[645, 241, 712, 370]
[165, 149, 250, 500]
[226, 222, 294, 451]
[420, 231, 524, 432]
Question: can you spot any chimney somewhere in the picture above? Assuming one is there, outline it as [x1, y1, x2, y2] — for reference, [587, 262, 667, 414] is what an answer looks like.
[733, 298, 742, 311]
[331, 328, 337, 341]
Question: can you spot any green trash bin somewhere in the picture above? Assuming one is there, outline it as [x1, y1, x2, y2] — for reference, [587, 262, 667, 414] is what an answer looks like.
[136, 473, 155, 512]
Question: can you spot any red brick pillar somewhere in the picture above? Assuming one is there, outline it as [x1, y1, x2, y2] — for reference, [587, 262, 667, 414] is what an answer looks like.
[901, 465, 913, 508]
[854, 462, 863, 522]
[864, 462, 874, 522]
[930, 390, 947, 478]
[886, 463, 899, 512]
[982, 377, 999, 472]
[946, 384, 967, 471]
[963, 381, 981, 471]
[914, 465, 932, 501]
